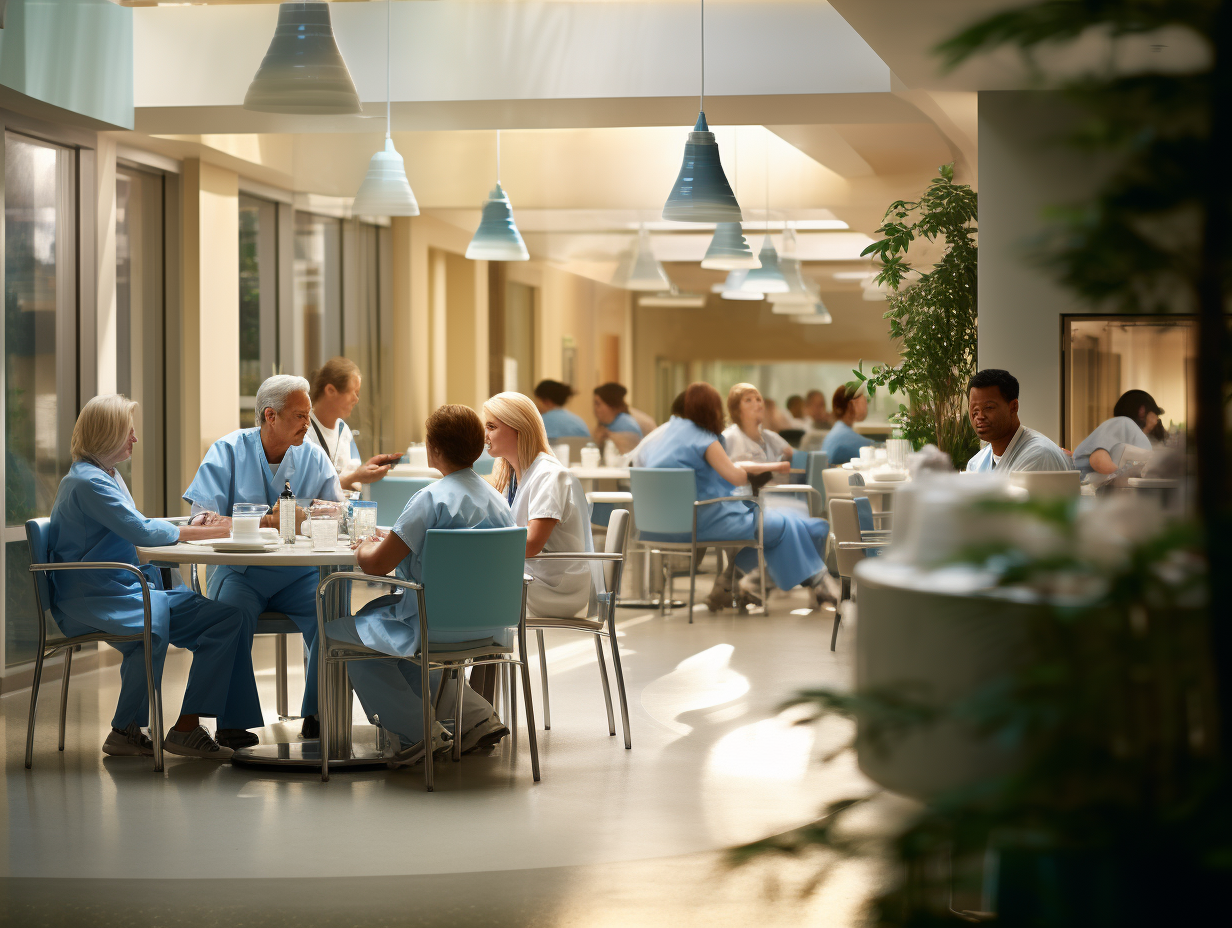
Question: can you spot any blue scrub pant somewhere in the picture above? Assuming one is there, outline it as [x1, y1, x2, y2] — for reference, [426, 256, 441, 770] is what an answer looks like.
[209, 565, 320, 724]
[324, 616, 495, 748]
[732, 511, 829, 591]
[108, 589, 259, 730]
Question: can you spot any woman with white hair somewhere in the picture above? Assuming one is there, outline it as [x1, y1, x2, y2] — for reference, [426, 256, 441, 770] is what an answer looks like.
[48, 395, 259, 759]
[483, 392, 595, 620]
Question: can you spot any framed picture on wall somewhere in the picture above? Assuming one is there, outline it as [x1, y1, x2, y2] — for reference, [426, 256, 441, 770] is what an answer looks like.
[562, 335, 577, 388]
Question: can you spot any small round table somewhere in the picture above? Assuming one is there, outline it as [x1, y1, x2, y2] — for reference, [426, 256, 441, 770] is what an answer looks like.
[135, 538, 382, 770]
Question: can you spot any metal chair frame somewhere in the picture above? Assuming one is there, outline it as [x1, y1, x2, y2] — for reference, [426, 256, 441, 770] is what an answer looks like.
[829, 498, 891, 652]
[25, 554, 164, 772]
[315, 572, 541, 789]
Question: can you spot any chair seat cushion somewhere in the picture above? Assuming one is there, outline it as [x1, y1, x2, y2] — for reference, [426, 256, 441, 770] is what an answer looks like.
[527, 616, 604, 632]
[255, 613, 300, 635]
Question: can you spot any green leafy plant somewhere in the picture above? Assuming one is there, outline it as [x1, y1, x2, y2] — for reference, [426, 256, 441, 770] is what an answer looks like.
[854, 165, 980, 468]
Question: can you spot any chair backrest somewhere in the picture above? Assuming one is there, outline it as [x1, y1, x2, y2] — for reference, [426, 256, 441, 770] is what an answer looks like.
[628, 468, 697, 535]
[603, 508, 630, 592]
[473, 451, 496, 476]
[828, 499, 868, 578]
[368, 476, 433, 526]
[804, 451, 828, 516]
[25, 518, 52, 613]
[1008, 470, 1081, 499]
[421, 527, 529, 633]
[791, 450, 808, 472]
[853, 496, 876, 534]
[822, 467, 853, 501]
[848, 472, 868, 499]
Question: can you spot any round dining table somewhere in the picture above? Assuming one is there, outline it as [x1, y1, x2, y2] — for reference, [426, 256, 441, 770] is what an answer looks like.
[134, 537, 384, 770]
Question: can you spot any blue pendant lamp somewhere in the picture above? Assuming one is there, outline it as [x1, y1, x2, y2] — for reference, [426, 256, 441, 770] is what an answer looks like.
[467, 130, 529, 261]
[352, 1, 419, 216]
[662, 1, 742, 223]
[244, 2, 362, 115]
[702, 222, 759, 270]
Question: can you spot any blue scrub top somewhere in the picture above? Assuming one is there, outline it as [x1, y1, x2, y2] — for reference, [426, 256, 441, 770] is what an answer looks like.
[821, 420, 872, 467]
[184, 428, 342, 514]
[541, 407, 592, 440]
[352, 468, 517, 655]
[47, 461, 179, 626]
[1072, 416, 1152, 476]
[604, 411, 643, 438]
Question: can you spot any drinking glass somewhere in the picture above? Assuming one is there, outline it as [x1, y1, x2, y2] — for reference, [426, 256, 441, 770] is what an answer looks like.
[350, 501, 378, 541]
[231, 503, 269, 541]
[310, 514, 339, 552]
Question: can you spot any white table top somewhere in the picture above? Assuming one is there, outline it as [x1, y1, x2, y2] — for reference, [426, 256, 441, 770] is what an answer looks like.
[136, 539, 358, 567]
[570, 465, 630, 480]
[388, 465, 442, 479]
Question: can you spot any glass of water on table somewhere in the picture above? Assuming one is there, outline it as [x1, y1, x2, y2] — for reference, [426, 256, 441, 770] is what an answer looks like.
[350, 500, 378, 542]
[309, 513, 340, 551]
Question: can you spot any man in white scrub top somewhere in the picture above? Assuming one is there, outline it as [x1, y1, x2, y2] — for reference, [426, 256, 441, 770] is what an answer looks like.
[965, 369, 1074, 473]
[305, 356, 402, 491]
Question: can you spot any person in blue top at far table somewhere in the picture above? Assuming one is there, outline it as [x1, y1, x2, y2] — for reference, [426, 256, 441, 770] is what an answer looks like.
[48, 395, 259, 760]
[591, 382, 644, 454]
[822, 382, 873, 466]
[1072, 389, 1165, 477]
[183, 374, 344, 748]
[325, 405, 513, 766]
[640, 382, 840, 613]
[533, 379, 592, 440]
[965, 369, 1074, 473]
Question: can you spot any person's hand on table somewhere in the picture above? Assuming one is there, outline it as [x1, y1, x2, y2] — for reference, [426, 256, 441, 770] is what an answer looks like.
[351, 527, 388, 551]
[190, 510, 230, 528]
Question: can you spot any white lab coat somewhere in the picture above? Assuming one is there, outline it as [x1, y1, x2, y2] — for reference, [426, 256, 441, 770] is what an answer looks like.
[304, 410, 361, 477]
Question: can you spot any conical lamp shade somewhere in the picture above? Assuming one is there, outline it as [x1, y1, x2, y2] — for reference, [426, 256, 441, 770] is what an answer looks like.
[466, 183, 529, 261]
[701, 223, 761, 270]
[619, 228, 671, 290]
[740, 236, 790, 293]
[794, 301, 833, 324]
[711, 269, 762, 300]
[244, 2, 361, 115]
[662, 112, 742, 223]
[352, 138, 420, 216]
[769, 258, 817, 308]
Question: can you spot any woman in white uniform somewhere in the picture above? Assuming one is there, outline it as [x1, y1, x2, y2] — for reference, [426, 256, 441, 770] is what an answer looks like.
[305, 357, 402, 491]
[483, 392, 596, 620]
[721, 383, 793, 478]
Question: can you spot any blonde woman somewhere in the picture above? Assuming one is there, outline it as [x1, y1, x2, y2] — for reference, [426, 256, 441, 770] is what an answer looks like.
[483, 392, 595, 619]
[47, 395, 259, 759]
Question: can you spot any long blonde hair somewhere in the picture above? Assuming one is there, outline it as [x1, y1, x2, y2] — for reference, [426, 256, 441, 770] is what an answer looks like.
[482, 392, 552, 493]
[71, 394, 138, 470]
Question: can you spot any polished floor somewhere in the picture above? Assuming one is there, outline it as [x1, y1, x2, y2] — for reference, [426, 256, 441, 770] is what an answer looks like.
[1, 578, 883, 926]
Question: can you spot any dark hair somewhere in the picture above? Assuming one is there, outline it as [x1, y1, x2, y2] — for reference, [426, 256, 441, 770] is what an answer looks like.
[805, 389, 824, 403]
[425, 404, 485, 469]
[533, 379, 574, 407]
[670, 392, 687, 417]
[310, 356, 360, 403]
[967, 369, 1020, 403]
[593, 382, 629, 411]
[1112, 389, 1162, 427]
[786, 394, 803, 411]
[683, 382, 724, 436]
[832, 385, 855, 417]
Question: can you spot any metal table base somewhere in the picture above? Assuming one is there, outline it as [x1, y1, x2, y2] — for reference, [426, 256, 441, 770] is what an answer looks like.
[231, 740, 387, 768]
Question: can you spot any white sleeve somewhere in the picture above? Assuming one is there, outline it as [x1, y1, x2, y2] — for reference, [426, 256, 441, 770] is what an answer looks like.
[526, 466, 568, 522]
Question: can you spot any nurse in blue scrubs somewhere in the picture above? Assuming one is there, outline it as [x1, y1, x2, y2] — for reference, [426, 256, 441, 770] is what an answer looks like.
[183, 374, 343, 747]
[591, 382, 643, 454]
[533, 380, 591, 440]
[49, 395, 257, 759]
[821, 383, 872, 466]
[640, 382, 838, 612]
[326, 405, 512, 765]
[1072, 389, 1164, 477]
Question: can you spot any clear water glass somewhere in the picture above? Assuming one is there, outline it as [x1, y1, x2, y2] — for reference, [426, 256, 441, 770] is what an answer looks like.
[351, 501, 378, 541]
[309, 514, 338, 551]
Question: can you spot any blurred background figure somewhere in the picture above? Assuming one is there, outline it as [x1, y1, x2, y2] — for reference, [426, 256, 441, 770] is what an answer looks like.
[533, 380, 591, 441]
[822, 383, 872, 466]
[592, 382, 644, 454]
[1073, 389, 1166, 477]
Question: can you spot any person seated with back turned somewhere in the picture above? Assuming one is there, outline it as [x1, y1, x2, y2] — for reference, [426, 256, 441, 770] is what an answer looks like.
[640, 382, 839, 612]
[1072, 389, 1166, 477]
[799, 389, 833, 451]
[965, 369, 1074, 473]
[326, 405, 512, 765]
[532, 379, 592, 441]
[783, 394, 810, 430]
[49, 395, 257, 760]
[630, 391, 685, 467]
[822, 382, 873, 466]
[184, 374, 344, 747]
[591, 382, 644, 454]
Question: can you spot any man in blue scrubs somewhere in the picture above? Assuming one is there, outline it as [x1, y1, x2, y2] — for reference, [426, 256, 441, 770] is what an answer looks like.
[184, 375, 343, 747]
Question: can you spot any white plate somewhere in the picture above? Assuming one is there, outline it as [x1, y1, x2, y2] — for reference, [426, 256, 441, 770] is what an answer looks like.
[187, 538, 282, 553]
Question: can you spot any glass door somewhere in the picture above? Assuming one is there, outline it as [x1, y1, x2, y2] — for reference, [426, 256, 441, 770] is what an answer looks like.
[4, 132, 78, 668]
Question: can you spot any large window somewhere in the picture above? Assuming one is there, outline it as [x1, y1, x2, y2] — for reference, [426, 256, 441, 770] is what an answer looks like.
[290, 211, 342, 380]
[239, 195, 279, 426]
[4, 132, 77, 667]
[343, 220, 392, 457]
[504, 281, 535, 395]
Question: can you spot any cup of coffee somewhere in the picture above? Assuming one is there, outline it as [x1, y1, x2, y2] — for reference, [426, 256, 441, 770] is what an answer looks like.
[231, 503, 269, 542]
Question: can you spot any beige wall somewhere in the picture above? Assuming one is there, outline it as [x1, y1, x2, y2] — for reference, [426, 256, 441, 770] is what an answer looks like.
[178, 158, 239, 502]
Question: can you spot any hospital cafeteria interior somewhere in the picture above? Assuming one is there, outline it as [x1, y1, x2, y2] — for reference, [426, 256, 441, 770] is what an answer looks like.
[2, 2, 1230, 926]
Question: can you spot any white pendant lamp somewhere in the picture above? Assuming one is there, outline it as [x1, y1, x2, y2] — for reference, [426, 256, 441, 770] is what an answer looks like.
[352, 1, 419, 216]
[711, 269, 762, 300]
[794, 301, 833, 324]
[740, 236, 790, 293]
[619, 227, 672, 291]
[662, 1, 741, 222]
[770, 258, 817, 307]
[467, 131, 529, 261]
[639, 287, 707, 308]
[244, 2, 362, 115]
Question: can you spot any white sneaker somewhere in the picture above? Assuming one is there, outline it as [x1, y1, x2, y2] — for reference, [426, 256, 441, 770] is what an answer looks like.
[162, 725, 234, 759]
[461, 713, 510, 754]
[102, 722, 154, 757]
[385, 721, 453, 768]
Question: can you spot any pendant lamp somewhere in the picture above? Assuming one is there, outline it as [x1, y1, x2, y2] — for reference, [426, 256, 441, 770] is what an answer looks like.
[711, 269, 762, 300]
[740, 236, 790, 293]
[793, 301, 833, 324]
[662, 1, 741, 223]
[244, 2, 362, 115]
[620, 227, 672, 290]
[702, 222, 760, 270]
[352, 1, 419, 215]
[467, 132, 529, 261]
[769, 258, 817, 307]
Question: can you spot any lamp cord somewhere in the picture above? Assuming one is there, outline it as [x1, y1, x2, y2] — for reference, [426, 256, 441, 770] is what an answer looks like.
[497, 129, 501, 185]
[700, 0, 705, 114]
[385, 0, 391, 139]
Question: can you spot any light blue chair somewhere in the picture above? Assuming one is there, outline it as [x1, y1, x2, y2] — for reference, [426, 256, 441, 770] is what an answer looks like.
[473, 451, 496, 476]
[24, 518, 164, 771]
[367, 476, 433, 527]
[628, 468, 767, 621]
[315, 526, 539, 789]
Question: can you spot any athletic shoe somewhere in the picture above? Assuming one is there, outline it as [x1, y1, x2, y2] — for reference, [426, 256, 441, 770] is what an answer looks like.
[162, 725, 234, 759]
[102, 722, 154, 757]
[215, 728, 260, 749]
[300, 715, 320, 739]
[385, 722, 452, 768]
[461, 713, 510, 754]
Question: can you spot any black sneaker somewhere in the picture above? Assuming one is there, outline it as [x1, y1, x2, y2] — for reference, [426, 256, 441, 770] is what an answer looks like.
[102, 722, 155, 756]
[215, 728, 260, 749]
[300, 715, 320, 739]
